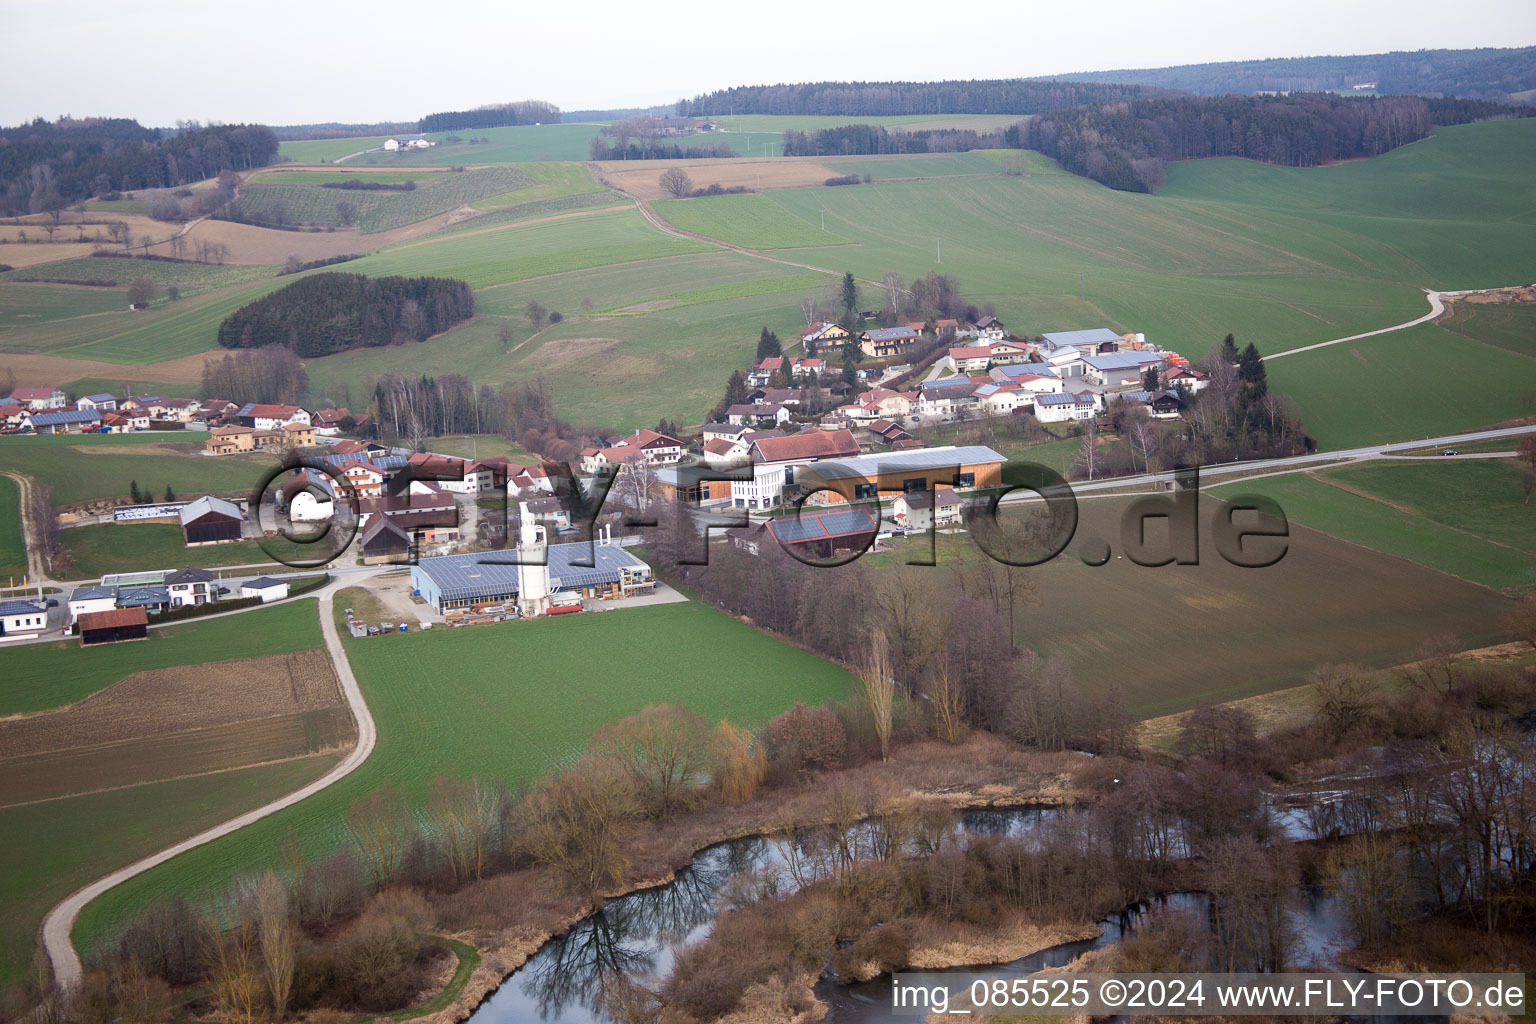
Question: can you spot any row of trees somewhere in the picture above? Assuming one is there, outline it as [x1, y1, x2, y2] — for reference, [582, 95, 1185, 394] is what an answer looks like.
[0, 119, 277, 216]
[588, 137, 740, 161]
[781, 124, 1007, 156]
[216, 273, 475, 357]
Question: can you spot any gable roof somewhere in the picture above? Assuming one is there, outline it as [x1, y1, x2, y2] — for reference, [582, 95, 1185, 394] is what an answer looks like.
[8, 387, 61, 401]
[78, 606, 148, 630]
[1040, 328, 1123, 349]
[27, 409, 100, 427]
[178, 495, 242, 525]
[767, 507, 878, 546]
[751, 428, 860, 464]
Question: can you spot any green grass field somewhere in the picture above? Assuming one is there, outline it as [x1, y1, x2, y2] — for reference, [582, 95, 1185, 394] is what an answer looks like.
[0, 434, 268, 507]
[0, 476, 24, 581]
[1437, 301, 1536, 360]
[229, 166, 535, 233]
[0, 597, 322, 714]
[1210, 460, 1536, 592]
[342, 207, 712, 289]
[820, 151, 1006, 180]
[276, 136, 395, 163]
[255, 169, 454, 185]
[0, 282, 132, 329]
[654, 193, 850, 249]
[0, 756, 339, 985]
[6, 257, 273, 294]
[418, 435, 539, 463]
[73, 598, 853, 962]
[60, 522, 278, 579]
[358, 123, 608, 165]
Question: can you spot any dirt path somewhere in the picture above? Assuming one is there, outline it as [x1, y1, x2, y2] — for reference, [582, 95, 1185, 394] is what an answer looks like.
[0, 470, 49, 584]
[41, 573, 381, 987]
[1261, 289, 1446, 361]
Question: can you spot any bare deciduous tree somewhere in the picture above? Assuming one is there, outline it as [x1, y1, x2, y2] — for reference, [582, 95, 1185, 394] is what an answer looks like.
[593, 704, 710, 816]
[516, 754, 640, 901]
[345, 784, 412, 889]
[253, 870, 296, 1020]
[658, 167, 693, 198]
[859, 629, 895, 760]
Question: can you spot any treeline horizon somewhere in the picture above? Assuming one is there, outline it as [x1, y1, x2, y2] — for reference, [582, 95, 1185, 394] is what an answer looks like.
[780, 123, 1009, 156]
[675, 79, 1179, 117]
[1026, 92, 1530, 193]
[417, 100, 560, 133]
[0, 118, 278, 217]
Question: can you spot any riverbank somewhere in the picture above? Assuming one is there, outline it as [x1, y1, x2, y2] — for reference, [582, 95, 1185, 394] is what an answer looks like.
[413, 735, 1085, 1024]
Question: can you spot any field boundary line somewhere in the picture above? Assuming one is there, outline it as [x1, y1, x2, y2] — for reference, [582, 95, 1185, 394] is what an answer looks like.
[41, 574, 381, 987]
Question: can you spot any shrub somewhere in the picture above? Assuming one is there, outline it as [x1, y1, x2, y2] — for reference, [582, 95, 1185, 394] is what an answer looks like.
[824, 174, 862, 187]
[765, 702, 846, 776]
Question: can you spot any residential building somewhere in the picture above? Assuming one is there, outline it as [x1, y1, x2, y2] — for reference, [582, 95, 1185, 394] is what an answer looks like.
[1034, 391, 1099, 423]
[725, 403, 791, 427]
[0, 403, 25, 429]
[798, 321, 850, 355]
[891, 487, 962, 531]
[520, 497, 570, 527]
[6, 387, 67, 411]
[732, 428, 862, 509]
[76, 393, 118, 412]
[311, 408, 352, 435]
[206, 425, 256, 455]
[578, 429, 685, 475]
[235, 403, 311, 430]
[165, 567, 222, 606]
[860, 326, 920, 358]
[0, 600, 49, 635]
[68, 586, 119, 624]
[1081, 351, 1163, 387]
[115, 585, 171, 614]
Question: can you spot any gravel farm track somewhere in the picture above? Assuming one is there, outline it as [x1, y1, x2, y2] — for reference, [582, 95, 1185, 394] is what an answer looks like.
[40, 574, 381, 987]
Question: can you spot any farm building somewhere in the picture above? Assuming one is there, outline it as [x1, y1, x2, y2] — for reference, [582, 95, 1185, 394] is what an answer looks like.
[359, 516, 412, 564]
[78, 606, 149, 645]
[0, 600, 49, 636]
[25, 409, 101, 434]
[765, 507, 879, 560]
[410, 539, 654, 614]
[240, 577, 290, 603]
[179, 496, 245, 545]
[796, 444, 1006, 501]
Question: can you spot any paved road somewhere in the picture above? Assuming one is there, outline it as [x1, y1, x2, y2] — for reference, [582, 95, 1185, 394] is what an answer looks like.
[41, 573, 381, 987]
[1021, 423, 1536, 499]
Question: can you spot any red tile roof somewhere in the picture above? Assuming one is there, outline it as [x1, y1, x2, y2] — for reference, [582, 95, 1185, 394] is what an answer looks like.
[751, 428, 859, 464]
[79, 606, 148, 630]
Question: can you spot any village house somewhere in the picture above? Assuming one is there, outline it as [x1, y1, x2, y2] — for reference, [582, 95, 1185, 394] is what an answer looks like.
[1034, 391, 1100, 423]
[891, 486, 962, 531]
[403, 453, 498, 495]
[0, 403, 26, 430]
[520, 496, 570, 528]
[235, 403, 312, 430]
[508, 464, 557, 494]
[67, 586, 120, 624]
[179, 497, 244, 546]
[703, 436, 751, 468]
[989, 364, 1063, 393]
[1081, 351, 1164, 387]
[240, 577, 290, 603]
[731, 428, 861, 510]
[199, 399, 239, 422]
[6, 387, 67, 411]
[579, 429, 685, 475]
[122, 395, 170, 417]
[311, 408, 352, 435]
[725, 403, 791, 428]
[749, 356, 827, 388]
[75, 393, 117, 412]
[334, 459, 387, 499]
[159, 397, 201, 422]
[860, 326, 920, 359]
[115, 585, 171, 615]
[24, 409, 100, 434]
[701, 422, 750, 444]
[383, 135, 434, 150]
[749, 387, 802, 407]
[359, 516, 412, 564]
[799, 321, 850, 355]
[165, 567, 224, 606]
[206, 425, 256, 455]
[99, 412, 132, 433]
[1164, 366, 1211, 393]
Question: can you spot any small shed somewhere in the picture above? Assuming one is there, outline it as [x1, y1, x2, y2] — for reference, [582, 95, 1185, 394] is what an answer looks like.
[79, 606, 149, 645]
[240, 577, 290, 603]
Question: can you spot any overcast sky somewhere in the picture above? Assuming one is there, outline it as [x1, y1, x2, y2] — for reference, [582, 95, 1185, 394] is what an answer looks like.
[2, 0, 1533, 127]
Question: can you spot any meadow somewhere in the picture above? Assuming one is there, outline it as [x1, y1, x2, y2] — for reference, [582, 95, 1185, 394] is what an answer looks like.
[353, 123, 609, 165]
[275, 136, 395, 163]
[0, 597, 322, 715]
[1437, 300, 1536, 360]
[0, 435, 269, 507]
[73, 598, 854, 963]
[229, 166, 535, 233]
[653, 193, 850, 249]
[1209, 459, 1536, 592]
[819, 151, 1006, 180]
[0, 282, 133, 329]
[7, 257, 274, 295]
[0, 476, 24, 580]
[59, 522, 279, 578]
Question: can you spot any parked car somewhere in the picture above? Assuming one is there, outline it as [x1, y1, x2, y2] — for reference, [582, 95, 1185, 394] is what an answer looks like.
[1442, 448, 1459, 456]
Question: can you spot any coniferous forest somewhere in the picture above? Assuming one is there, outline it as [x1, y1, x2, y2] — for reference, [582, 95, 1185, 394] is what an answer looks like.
[216, 273, 474, 357]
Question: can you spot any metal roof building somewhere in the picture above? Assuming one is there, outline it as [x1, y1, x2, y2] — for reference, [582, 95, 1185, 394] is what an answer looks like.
[1040, 328, 1123, 350]
[410, 541, 652, 612]
[796, 445, 1005, 482]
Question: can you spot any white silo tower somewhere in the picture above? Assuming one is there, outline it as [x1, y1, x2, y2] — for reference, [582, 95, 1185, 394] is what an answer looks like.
[515, 507, 552, 618]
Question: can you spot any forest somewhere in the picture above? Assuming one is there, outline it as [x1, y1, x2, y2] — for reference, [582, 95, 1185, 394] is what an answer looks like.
[675, 79, 1178, 117]
[1023, 93, 1526, 192]
[215, 273, 474, 358]
[417, 101, 561, 133]
[0, 119, 278, 215]
[1043, 46, 1536, 104]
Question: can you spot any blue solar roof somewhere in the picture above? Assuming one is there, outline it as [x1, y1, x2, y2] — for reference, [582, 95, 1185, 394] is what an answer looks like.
[1040, 329, 1123, 349]
[993, 362, 1057, 379]
[0, 600, 46, 615]
[27, 409, 100, 426]
[414, 541, 651, 602]
[768, 507, 877, 545]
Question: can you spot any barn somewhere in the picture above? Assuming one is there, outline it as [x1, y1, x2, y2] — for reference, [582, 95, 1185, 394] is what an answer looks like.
[765, 507, 879, 560]
[78, 606, 149, 645]
[179, 496, 244, 546]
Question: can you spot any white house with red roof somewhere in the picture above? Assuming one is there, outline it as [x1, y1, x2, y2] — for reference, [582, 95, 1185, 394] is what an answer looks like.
[7, 387, 66, 411]
[236, 403, 311, 430]
[579, 429, 684, 475]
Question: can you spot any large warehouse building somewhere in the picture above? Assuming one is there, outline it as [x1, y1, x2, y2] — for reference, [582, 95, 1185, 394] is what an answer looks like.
[410, 540, 654, 615]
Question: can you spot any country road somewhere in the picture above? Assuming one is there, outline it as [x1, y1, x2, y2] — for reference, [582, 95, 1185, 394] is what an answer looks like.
[41, 574, 380, 987]
[1, 470, 50, 585]
[1261, 289, 1446, 361]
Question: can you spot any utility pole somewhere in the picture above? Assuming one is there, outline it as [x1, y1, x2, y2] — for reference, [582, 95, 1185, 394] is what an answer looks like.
[821, 209, 826, 230]
[936, 238, 941, 263]
[1079, 273, 1084, 300]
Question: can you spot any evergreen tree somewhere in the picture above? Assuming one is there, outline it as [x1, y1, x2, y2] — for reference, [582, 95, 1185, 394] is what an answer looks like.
[756, 327, 782, 361]
[1237, 342, 1268, 400]
[164, 484, 176, 502]
[773, 364, 793, 389]
[1142, 365, 1160, 391]
[724, 370, 749, 407]
[1219, 333, 1239, 364]
[129, 480, 140, 503]
[840, 272, 859, 318]
[842, 355, 858, 387]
